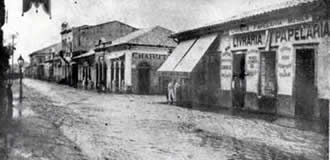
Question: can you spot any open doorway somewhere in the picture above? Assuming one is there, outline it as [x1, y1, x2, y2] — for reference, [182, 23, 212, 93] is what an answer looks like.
[294, 48, 316, 119]
[259, 51, 277, 113]
[72, 64, 78, 88]
[232, 53, 246, 108]
[137, 62, 151, 94]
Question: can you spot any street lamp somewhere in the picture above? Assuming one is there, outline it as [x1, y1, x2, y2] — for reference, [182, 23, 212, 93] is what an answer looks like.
[17, 55, 24, 103]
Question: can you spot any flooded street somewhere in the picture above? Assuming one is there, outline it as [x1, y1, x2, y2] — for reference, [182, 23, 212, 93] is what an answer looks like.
[1, 78, 322, 160]
[0, 0, 329, 159]
[0, 80, 88, 160]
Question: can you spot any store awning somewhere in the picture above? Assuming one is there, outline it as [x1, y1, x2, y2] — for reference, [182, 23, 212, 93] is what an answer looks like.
[157, 39, 197, 72]
[158, 34, 217, 74]
[174, 34, 217, 72]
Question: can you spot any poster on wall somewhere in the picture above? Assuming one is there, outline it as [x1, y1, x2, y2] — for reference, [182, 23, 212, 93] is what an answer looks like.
[277, 43, 294, 95]
[246, 48, 260, 93]
[220, 51, 233, 90]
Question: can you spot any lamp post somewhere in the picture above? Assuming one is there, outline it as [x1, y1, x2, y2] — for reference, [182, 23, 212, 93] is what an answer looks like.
[17, 55, 24, 103]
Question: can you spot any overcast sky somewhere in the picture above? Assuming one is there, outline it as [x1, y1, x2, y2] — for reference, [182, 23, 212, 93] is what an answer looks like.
[2, 0, 289, 62]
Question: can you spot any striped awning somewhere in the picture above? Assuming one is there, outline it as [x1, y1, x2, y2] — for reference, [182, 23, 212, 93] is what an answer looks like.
[157, 39, 197, 72]
[158, 33, 217, 73]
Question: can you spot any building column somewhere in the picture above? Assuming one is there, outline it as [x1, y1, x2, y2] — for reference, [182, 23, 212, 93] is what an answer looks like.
[96, 63, 99, 88]
[100, 62, 102, 88]
[118, 61, 122, 92]
[113, 61, 117, 92]
[101, 61, 107, 88]
[54, 65, 57, 80]
[124, 52, 132, 88]
[107, 60, 112, 91]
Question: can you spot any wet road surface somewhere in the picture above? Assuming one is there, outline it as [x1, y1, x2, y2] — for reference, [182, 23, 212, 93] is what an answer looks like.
[6, 78, 327, 160]
[0, 81, 88, 160]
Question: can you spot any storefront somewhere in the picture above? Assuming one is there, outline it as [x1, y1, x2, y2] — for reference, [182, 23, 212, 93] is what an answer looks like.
[221, 15, 330, 119]
[78, 26, 176, 94]
[160, 0, 329, 119]
[94, 47, 171, 94]
[73, 50, 95, 89]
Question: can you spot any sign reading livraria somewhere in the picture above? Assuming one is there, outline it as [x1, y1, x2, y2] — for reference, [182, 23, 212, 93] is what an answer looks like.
[231, 32, 266, 49]
[245, 48, 260, 93]
[277, 43, 294, 95]
[220, 51, 233, 90]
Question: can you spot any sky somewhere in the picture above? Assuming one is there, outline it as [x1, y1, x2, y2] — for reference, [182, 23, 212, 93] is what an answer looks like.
[2, 0, 290, 63]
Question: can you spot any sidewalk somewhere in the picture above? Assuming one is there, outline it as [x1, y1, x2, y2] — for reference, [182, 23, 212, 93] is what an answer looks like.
[0, 80, 88, 160]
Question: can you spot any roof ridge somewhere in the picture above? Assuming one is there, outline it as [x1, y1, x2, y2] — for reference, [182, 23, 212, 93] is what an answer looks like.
[206, 0, 317, 27]
[31, 42, 61, 54]
[174, 0, 319, 37]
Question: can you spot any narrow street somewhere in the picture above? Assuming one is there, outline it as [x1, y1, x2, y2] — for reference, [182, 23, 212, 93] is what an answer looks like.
[5, 78, 328, 160]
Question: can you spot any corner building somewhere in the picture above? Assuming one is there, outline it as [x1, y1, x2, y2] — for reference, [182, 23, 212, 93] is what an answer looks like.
[159, 0, 330, 120]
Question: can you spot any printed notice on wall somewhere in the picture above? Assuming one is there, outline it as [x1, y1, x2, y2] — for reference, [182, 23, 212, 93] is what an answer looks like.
[246, 48, 260, 93]
[220, 51, 233, 90]
[277, 43, 294, 95]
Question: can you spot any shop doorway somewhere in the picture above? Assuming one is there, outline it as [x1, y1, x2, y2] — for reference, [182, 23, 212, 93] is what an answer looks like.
[294, 49, 316, 118]
[137, 62, 151, 94]
[259, 52, 277, 113]
[232, 53, 246, 108]
[72, 64, 78, 88]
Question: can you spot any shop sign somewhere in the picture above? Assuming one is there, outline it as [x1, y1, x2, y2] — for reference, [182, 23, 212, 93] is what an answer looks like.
[272, 20, 330, 45]
[245, 48, 260, 93]
[277, 43, 294, 95]
[132, 52, 167, 60]
[220, 51, 233, 90]
[231, 31, 266, 49]
[229, 14, 312, 35]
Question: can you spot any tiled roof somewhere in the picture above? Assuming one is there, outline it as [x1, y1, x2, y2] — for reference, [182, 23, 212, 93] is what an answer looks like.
[106, 26, 177, 47]
[30, 43, 62, 56]
[209, 0, 317, 25]
[173, 0, 320, 37]
[72, 49, 95, 60]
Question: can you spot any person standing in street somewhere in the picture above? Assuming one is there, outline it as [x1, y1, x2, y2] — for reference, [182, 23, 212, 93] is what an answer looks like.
[174, 79, 181, 105]
[167, 80, 174, 104]
[232, 75, 244, 109]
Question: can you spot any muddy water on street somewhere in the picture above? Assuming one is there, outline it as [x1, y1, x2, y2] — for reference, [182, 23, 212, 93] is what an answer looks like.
[178, 123, 309, 160]
[22, 79, 328, 160]
[0, 82, 88, 160]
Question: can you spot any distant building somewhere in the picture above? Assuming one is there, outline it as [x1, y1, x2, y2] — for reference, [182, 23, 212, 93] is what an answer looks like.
[26, 43, 61, 80]
[74, 26, 177, 94]
[58, 21, 138, 86]
[159, 0, 329, 120]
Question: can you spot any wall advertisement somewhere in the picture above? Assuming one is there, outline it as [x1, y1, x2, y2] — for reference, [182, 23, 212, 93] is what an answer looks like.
[245, 48, 260, 93]
[220, 51, 233, 90]
[277, 43, 294, 95]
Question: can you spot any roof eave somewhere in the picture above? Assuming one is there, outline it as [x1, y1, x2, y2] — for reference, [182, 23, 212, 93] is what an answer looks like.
[171, 0, 322, 40]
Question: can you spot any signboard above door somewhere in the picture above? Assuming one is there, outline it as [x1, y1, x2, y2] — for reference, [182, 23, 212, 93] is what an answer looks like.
[229, 14, 313, 35]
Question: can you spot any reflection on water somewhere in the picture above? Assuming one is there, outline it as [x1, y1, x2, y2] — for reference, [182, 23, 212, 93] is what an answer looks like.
[12, 101, 35, 119]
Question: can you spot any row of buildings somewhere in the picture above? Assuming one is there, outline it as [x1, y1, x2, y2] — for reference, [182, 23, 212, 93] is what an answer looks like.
[26, 21, 176, 94]
[26, 0, 329, 120]
[158, 0, 329, 120]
